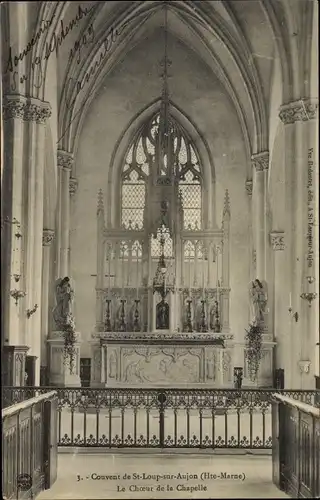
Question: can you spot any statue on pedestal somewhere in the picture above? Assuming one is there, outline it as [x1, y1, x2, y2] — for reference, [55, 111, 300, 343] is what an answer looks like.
[53, 276, 75, 330]
[249, 279, 267, 325]
[156, 299, 169, 330]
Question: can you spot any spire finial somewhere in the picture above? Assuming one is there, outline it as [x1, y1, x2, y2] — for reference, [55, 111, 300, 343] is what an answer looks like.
[223, 189, 230, 217]
[97, 189, 104, 214]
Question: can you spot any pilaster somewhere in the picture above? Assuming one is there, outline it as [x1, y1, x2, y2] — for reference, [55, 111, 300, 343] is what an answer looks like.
[270, 231, 288, 384]
[2, 95, 51, 373]
[41, 229, 55, 374]
[245, 179, 254, 284]
[57, 150, 73, 278]
[251, 151, 269, 281]
[279, 98, 318, 388]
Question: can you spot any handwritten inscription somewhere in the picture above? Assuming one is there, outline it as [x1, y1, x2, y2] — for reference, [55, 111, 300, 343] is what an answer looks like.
[5, 5, 94, 91]
[307, 148, 314, 268]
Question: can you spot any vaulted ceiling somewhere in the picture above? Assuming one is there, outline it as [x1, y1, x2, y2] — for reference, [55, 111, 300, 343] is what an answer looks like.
[4, 1, 317, 155]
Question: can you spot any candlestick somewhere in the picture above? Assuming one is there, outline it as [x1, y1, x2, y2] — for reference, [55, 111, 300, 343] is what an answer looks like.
[199, 299, 208, 332]
[289, 293, 292, 309]
[133, 299, 140, 332]
[105, 299, 112, 331]
[185, 299, 193, 332]
[119, 299, 126, 332]
[216, 250, 219, 290]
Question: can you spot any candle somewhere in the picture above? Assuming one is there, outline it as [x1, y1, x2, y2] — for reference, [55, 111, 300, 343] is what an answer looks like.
[188, 251, 191, 296]
[202, 257, 205, 298]
[108, 246, 111, 297]
[289, 293, 292, 309]
[121, 249, 125, 297]
[216, 251, 219, 290]
[136, 248, 139, 299]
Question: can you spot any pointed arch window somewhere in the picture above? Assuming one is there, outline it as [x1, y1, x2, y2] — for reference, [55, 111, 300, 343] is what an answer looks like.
[120, 112, 202, 231]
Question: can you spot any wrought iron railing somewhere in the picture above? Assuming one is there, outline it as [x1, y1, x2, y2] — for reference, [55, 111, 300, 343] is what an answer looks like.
[2, 387, 319, 450]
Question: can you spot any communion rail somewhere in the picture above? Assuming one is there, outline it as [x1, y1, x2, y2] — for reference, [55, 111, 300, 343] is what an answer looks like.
[2, 387, 319, 451]
[2, 391, 58, 500]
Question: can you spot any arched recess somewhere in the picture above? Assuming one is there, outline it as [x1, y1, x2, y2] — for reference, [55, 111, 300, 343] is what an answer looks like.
[107, 99, 216, 229]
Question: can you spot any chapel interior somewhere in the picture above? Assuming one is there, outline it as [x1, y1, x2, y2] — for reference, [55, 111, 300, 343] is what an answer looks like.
[1, 0, 319, 392]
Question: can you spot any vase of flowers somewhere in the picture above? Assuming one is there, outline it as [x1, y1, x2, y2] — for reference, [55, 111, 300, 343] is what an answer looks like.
[245, 323, 263, 382]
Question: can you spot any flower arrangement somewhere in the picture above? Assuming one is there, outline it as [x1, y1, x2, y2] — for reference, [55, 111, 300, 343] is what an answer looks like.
[245, 323, 263, 381]
[62, 313, 77, 374]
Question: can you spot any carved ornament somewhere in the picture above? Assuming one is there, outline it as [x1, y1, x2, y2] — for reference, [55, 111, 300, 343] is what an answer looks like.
[270, 231, 285, 251]
[298, 360, 311, 374]
[42, 228, 55, 246]
[57, 150, 73, 170]
[69, 177, 78, 195]
[279, 99, 318, 125]
[3, 95, 52, 124]
[251, 151, 269, 172]
[93, 331, 234, 342]
[245, 180, 253, 196]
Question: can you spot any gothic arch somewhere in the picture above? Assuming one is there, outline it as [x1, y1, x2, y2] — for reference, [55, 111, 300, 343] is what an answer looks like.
[107, 100, 216, 229]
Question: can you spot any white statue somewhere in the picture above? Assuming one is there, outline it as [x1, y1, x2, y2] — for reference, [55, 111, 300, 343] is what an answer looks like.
[53, 277, 75, 330]
[249, 279, 267, 325]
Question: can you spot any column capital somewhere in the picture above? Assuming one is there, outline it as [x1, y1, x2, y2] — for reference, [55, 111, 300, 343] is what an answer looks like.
[3, 94, 52, 124]
[270, 231, 285, 251]
[69, 177, 78, 195]
[57, 150, 73, 170]
[251, 151, 269, 172]
[245, 180, 253, 196]
[279, 98, 318, 125]
[298, 360, 311, 373]
[42, 229, 55, 246]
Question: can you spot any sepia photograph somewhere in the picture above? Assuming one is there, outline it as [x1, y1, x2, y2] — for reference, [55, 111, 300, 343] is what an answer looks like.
[1, 1, 319, 499]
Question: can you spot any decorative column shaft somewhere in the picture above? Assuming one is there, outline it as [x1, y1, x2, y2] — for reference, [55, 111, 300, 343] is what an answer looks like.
[2, 95, 51, 377]
[245, 180, 253, 282]
[270, 231, 288, 384]
[252, 152, 269, 281]
[2, 96, 25, 346]
[96, 190, 105, 331]
[221, 190, 230, 331]
[57, 150, 73, 278]
[279, 99, 318, 388]
[41, 229, 55, 367]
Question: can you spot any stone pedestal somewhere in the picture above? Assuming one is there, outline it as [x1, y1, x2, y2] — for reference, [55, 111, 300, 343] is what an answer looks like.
[238, 333, 276, 387]
[47, 331, 81, 386]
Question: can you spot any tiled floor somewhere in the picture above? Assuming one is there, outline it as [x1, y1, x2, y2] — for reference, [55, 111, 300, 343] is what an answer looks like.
[38, 452, 289, 499]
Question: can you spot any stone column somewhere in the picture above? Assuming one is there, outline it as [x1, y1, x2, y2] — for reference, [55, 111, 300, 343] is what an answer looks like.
[57, 150, 73, 278]
[270, 231, 287, 383]
[41, 229, 55, 375]
[279, 99, 318, 388]
[2, 95, 51, 387]
[245, 180, 253, 283]
[69, 176, 78, 271]
[251, 152, 269, 281]
[221, 190, 230, 331]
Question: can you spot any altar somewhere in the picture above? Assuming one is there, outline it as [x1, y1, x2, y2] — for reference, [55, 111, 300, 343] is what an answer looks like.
[90, 332, 235, 387]
[90, 152, 275, 388]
